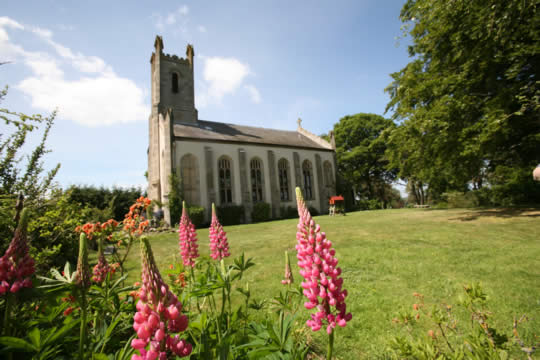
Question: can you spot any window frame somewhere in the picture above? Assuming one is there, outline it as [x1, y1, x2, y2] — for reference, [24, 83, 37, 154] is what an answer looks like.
[302, 159, 314, 200]
[250, 157, 264, 203]
[218, 156, 234, 205]
[278, 158, 290, 201]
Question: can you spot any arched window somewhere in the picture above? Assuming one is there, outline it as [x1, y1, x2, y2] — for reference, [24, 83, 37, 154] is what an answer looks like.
[172, 73, 179, 93]
[218, 156, 233, 204]
[278, 158, 290, 201]
[250, 158, 264, 202]
[180, 154, 199, 206]
[302, 160, 314, 200]
[323, 161, 334, 187]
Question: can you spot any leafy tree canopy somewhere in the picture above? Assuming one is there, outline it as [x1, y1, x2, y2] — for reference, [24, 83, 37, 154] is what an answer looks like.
[385, 0, 540, 202]
[334, 113, 397, 204]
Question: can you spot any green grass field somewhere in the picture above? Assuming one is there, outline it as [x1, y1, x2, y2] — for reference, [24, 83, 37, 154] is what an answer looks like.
[121, 208, 540, 359]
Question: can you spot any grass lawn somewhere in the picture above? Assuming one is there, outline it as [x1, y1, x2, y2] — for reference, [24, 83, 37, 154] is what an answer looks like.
[120, 208, 540, 359]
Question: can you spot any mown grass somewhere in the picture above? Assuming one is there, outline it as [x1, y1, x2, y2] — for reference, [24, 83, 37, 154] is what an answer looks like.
[121, 208, 540, 359]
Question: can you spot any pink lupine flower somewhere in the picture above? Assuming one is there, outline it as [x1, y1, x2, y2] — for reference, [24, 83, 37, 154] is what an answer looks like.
[281, 250, 294, 285]
[178, 202, 199, 267]
[295, 187, 352, 334]
[209, 203, 230, 261]
[92, 237, 111, 284]
[92, 253, 110, 284]
[132, 237, 191, 359]
[0, 209, 34, 295]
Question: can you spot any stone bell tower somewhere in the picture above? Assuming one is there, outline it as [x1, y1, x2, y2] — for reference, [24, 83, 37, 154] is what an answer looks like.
[148, 35, 198, 225]
[150, 35, 197, 124]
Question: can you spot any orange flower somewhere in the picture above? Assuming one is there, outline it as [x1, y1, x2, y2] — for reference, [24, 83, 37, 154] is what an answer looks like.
[63, 307, 74, 316]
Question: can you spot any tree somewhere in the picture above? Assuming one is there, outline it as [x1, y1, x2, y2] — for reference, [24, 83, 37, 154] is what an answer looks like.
[66, 185, 141, 221]
[385, 0, 540, 204]
[168, 172, 183, 225]
[0, 86, 61, 254]
[333, 113, 397, 206]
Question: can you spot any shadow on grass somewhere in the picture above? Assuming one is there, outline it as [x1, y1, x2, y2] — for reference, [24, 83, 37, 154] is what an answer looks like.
[451, 208, 540, 221]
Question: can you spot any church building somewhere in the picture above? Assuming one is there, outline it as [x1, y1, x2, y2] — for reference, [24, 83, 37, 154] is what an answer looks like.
[147, 36, 337, 225]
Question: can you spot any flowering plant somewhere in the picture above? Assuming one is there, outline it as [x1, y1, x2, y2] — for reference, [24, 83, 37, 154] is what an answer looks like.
[209, 203, 230, 261]
[132, 237, 192, 359]
[295, 187, 352, 359]
[178, 201, 199, 268]
[0, 208, 34, 295]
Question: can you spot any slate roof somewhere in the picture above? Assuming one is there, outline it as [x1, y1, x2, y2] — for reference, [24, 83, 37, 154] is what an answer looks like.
[173, 120, 333, 151]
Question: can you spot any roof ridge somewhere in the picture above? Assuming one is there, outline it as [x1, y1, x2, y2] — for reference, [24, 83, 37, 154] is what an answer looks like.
[198, 119, 298, 134]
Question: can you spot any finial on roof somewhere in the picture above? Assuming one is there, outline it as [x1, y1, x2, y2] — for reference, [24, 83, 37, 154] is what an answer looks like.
[154, 35, 164, 54]
[330, 130, 336, 150]
[186, 44, 194, 68]
[297, 117, 302, 129]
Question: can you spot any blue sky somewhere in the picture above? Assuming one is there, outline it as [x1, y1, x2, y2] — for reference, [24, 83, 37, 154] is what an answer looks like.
[1, 0, 411, 190]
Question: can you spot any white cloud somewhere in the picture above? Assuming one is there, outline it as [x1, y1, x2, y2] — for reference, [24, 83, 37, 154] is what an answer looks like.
[0, 17, 23, 30]
[244, 84, 261, 104]
[0, 17, 26, 61]
[178, 5, 189, 16]
[18, 73, 147, 127]
[31, 27, 112, 74]
[0, 16, 148, 127]
[153, 5, 190, 31]
[31, 26, 52, 39]
[197, 56, 260, 107]
[197, 25, 207, 33]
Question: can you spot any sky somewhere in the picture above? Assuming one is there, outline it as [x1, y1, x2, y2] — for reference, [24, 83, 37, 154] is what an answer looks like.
[1, 0, 412, 191]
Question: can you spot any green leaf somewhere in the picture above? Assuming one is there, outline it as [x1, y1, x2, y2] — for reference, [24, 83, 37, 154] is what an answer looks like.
[92, 353, 110, 360]
[0, 336, 37, 352]
[44, 319, 79, 346]
[27, 327, 41, 349]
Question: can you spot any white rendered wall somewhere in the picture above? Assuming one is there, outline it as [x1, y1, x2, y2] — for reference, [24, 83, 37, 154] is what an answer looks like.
[174, 139, 336, 220]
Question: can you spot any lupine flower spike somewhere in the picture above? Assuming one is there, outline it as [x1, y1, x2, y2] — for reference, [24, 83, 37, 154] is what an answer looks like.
[76, 233, 91, 360]
[131, 237, 192, 359]
[281, 250, 294, 285]
[178, 201, 199, 267]
[209, 203, 230, 261]
[0, 208, 35, 295]
[76, 233, 91, 289]
[92, 236, 110, 284]
[295, 187, 352, 335]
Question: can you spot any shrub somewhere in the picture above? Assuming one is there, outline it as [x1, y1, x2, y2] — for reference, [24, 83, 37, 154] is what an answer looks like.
[216, 204, 244, 225]
[187, 206, 205, 227]
[252, 202, 271, 223]
[67, 185, 141, 221]
[432, 202, 448, 209]
[168, 173, 183, 225]
[482, 166, 540, 206]
[355, 199, 383, 210]
[308, 206, 320, 216]
[280, 205, 298, 219]
[443, 191, 479, 208]
[28, 190, 92, 275]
